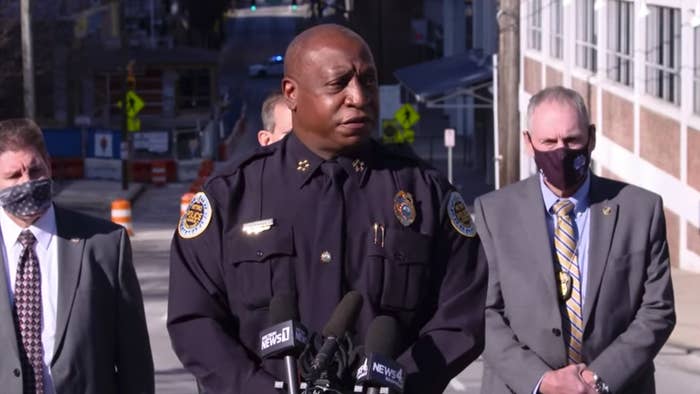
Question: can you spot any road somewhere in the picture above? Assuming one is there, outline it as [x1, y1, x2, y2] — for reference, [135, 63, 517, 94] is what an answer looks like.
[220, 3, 303, 165]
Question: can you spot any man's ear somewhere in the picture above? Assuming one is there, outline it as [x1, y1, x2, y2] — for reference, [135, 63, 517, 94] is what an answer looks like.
[258, 130, 272, 147]
[588, 124, 597, 152]
[522, 131, 535, 157]
[282, 77, 297, 111]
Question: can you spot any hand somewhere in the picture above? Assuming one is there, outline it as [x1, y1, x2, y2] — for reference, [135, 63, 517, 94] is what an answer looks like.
[580, 368, 596, 388]
[539, 364, 597, 394]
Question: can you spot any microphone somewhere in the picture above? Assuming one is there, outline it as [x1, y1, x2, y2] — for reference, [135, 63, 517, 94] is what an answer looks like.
[354, 315, 404, 394]
[260, 294, 308, 394]
[308, 290, 364, 381]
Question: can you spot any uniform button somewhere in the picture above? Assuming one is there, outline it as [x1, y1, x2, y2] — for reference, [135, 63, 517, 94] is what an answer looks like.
[552, 328, 561, 337]
[13, 368, 20, 377]
[394, 252, 404, 261]
[320, 251, 332, 264]
[256, 250, 263, 257]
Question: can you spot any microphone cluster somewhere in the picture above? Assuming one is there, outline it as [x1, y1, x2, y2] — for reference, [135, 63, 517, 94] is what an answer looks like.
[259, 291, 405, 394]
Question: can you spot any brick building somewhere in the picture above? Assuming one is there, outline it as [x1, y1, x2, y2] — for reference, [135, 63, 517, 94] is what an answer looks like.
[519, 0, 700, 271]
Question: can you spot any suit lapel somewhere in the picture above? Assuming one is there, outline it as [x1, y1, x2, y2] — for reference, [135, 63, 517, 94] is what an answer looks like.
[583, 175, 618, 329]
[52, 206, 84, 365]
[519, 176, 561, 305]
[0, 249, 20, 360]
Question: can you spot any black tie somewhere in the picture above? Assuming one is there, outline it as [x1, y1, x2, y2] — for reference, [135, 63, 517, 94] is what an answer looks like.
[313, 161, 347, 321]
[15, 230, 44, 394]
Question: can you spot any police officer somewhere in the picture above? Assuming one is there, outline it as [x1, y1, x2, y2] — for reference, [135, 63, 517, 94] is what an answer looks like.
[168, 24, 487, 394]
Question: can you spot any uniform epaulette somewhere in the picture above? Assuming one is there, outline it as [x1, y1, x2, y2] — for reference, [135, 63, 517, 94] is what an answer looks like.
[208, 144, 278, 181]
[378, 141, 431, 169]
[379, 141, 420, 160]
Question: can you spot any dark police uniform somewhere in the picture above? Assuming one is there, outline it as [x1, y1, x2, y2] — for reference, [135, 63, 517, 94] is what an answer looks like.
[168, 132, 487, 394]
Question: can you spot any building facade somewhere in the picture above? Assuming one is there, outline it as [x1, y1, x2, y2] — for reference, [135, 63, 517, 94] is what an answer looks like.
[519, 0, 700, 272]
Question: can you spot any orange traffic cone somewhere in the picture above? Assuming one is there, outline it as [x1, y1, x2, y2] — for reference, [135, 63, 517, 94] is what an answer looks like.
[111, 199, 134, 235]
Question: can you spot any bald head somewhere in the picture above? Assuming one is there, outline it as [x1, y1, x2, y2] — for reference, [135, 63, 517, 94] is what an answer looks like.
[281, 23, 378, 159]
[284, 24, 372, 78]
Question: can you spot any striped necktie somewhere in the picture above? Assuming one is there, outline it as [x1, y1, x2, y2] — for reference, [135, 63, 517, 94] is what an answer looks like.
[552, 199, 583, 364]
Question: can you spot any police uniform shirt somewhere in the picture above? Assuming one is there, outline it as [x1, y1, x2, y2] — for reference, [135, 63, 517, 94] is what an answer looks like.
[168, 132, 487, 394]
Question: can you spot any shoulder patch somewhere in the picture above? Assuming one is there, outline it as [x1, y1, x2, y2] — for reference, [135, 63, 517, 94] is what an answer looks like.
[447, 191, 476, 237]
[178, 192, 213, 239]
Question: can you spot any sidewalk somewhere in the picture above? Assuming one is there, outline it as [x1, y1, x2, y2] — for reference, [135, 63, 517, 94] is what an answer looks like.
[53, 179, 145, 219]
[668, 268, 700, 353]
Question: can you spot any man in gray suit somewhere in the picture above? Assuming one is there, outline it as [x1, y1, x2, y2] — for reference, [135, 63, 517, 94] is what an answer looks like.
[475, 86, 675, 394]
[0, 118, 154, 394]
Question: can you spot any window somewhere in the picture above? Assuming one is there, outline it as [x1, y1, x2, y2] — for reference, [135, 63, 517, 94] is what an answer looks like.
[695, 26, 700, 114]
[550, 0, 563, 59]
[606, 0, 634, 86]
[527, 0, 542, 51]
[576, 0, 598, 72]
[645, 6, 680, 105]
[575, 0, 597, 72]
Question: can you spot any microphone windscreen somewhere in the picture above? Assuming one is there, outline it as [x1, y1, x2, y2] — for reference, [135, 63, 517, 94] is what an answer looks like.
[269, 294, 298, 325]
[322, 290, 363, 337]
[365, 315, 401, 358]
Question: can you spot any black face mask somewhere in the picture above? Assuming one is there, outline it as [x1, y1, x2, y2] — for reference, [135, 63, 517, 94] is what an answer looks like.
[0, 179, 52, 219]
[529, 133, 591, 192]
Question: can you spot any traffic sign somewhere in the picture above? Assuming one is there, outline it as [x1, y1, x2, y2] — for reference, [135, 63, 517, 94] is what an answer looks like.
[444, 128, 455, 148]
[125, 90, 144, 118]
[127, 117, 141, 132]
[394, 103, 420, 130]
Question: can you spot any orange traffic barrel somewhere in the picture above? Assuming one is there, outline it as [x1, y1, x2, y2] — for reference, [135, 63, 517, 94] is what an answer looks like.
[111, 199, 134, 235]
[180, 192, 194, 217]
[151, 161, 167, 187]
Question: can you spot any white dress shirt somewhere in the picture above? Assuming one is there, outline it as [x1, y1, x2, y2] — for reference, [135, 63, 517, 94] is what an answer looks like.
[0, 205, 58, 394]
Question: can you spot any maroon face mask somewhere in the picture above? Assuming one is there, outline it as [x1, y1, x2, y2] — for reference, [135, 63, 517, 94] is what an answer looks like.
[529, 134, 591, 191]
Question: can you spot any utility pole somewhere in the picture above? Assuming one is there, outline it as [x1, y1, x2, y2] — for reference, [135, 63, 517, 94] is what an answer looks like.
[20, 0, 35, 118]
[497, 0, 520, 186]
[121, 2, 130, 191]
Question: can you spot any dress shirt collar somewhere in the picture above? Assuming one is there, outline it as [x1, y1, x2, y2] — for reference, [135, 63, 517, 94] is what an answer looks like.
[0, 204, 56, 251]
[539, 172, 591, 215]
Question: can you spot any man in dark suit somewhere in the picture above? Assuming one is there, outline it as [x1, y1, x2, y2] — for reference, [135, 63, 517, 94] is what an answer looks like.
[0, 118, 154, 394]
[475, 86, 676, 394]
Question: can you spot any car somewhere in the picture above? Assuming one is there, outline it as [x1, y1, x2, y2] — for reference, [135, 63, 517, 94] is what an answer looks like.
[248, 55, 284, 78]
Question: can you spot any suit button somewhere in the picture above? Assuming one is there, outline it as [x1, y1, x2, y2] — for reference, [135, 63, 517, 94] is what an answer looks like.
[552, 328, 561, 337]
[13, 368, 20, 377]
[256, 250, 263, 257]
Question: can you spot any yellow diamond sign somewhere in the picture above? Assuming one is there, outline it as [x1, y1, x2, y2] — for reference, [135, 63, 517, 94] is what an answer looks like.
[394, 103, 420, 129]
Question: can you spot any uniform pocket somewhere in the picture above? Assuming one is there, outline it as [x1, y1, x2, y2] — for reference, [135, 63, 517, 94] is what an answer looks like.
[227, 226, 295, 309]
[373, 228, 432, 311]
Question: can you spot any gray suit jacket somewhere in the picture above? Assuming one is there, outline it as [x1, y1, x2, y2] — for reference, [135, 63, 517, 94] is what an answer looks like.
[0, 205, 154, 394]
[474, 174, 675, 394]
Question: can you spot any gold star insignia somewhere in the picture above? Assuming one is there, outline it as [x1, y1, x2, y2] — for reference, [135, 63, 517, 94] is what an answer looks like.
[296, 159, 310, 172]
[352, 159, 366, 173]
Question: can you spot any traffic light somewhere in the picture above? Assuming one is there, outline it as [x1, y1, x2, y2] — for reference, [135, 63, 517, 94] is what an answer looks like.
[250, 0, 256, 11]
[291, 0, 297, 11]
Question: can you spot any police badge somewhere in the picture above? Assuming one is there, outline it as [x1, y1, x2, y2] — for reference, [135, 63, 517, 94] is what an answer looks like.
[393, 190, 416, 227]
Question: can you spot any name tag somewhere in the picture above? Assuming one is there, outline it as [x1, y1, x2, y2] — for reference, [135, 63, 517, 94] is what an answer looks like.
[242, 218, 275, 235]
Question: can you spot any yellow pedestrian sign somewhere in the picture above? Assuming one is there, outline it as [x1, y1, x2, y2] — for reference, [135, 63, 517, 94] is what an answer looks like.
[382, 119, 415, 144]
[394, 103, 420, 130]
